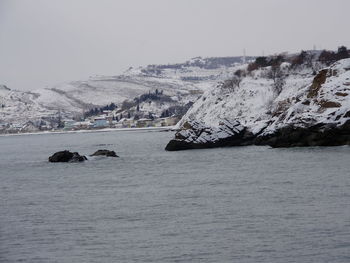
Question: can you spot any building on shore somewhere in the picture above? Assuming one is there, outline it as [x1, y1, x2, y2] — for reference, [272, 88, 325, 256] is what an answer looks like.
[136, 118, 153, 128]
[74, 121, 93, 129]
[164, 116, 181, 126]
[119, 118, 136, 128]
[93, 117, 108, 128]
[63, 120, 76, 130]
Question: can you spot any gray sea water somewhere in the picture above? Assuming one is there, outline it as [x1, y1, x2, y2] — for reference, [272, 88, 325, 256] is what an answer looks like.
[0, 130, 350, 263]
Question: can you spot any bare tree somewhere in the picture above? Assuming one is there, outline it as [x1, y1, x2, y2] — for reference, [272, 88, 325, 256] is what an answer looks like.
[304, 52, 322, 74]
[221, 77, 239, 92]
[221, 69, 246, 92]
[267, 65, 285, 95]
[274, 76, 285, 95]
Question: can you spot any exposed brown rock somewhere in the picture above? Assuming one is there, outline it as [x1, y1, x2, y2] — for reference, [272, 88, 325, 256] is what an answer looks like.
[319, 100, 341, 108]
[335, 92, 348, 97]
[307, 69, 328, 98]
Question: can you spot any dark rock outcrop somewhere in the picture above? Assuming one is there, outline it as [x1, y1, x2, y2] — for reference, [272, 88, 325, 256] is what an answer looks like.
[90, 149, 119, 157]
[166, 120, 350, 151]
[49, 150, 87, 162]
[165, 120, 253, 151]
[255, 121, 350, 147]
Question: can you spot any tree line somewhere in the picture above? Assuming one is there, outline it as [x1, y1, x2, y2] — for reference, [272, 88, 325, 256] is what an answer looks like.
[84, 103, 117, 118]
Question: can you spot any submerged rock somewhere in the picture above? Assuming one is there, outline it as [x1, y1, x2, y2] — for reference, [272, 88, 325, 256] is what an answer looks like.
[90, 149, 119, 157]
[48, 150, 87, 162]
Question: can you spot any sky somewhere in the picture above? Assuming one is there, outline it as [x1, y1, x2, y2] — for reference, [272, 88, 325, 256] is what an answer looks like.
[0, 0, 349, 91]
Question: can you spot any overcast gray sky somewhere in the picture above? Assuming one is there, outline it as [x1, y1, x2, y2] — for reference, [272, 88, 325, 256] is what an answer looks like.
[1, 0, 349, 91]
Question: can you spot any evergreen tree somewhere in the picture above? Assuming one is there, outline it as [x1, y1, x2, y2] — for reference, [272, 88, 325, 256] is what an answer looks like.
[337, 46, 349, 60]
[319, 50, 336, 65]
[109, 103, 116, 110]
[161, 109, 169, 118]
[255, 56, 268, 67]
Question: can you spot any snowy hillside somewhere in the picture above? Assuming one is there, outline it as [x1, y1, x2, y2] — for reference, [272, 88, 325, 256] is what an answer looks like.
[0, 56, 248, 131]
[167, 55, 350, 150]
[0, 85, 59, 128]
[179, 59, 350, 131]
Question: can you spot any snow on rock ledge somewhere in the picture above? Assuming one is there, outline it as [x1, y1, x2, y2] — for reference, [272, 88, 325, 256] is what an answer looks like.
[165, 119, 252, 151]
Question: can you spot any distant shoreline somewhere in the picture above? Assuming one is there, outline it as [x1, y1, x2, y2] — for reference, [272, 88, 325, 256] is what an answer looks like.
[0, 126, 175, 137]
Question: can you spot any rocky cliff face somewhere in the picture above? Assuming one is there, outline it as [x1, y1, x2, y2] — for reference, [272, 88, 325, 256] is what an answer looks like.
[166, 58, 350, 150]
[165, 119, 250, 151]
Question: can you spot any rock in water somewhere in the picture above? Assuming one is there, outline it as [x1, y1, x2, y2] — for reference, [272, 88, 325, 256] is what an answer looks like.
[165, 119, 251, 151]
[167, 120, 350, 151]
[48, 150, 87, 162]
[255, 121, 350, 148]
[90, 149, 119, 157]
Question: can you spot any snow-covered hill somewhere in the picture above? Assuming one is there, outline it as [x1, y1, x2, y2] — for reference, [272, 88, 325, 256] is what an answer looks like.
[166, 58, 350, 150]
[0, 56, 248, 131]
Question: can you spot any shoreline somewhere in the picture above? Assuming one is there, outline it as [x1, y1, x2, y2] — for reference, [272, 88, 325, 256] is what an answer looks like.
[0, 126, 175, 137]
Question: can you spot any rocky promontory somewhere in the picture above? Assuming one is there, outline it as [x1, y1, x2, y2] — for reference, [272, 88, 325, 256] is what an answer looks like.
[166, 120, 350, 151]
[166, 57, 350, 151]
[165, 120, 253, 151]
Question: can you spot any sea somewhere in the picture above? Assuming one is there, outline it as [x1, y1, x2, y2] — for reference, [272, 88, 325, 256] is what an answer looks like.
[1, 129, 350, 263]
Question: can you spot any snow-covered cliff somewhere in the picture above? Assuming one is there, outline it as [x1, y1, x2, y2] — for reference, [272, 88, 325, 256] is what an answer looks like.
[166, 58, 350, 150]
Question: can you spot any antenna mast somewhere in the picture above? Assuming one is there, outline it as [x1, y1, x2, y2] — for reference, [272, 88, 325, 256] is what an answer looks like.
[243, 48, 246, 64]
